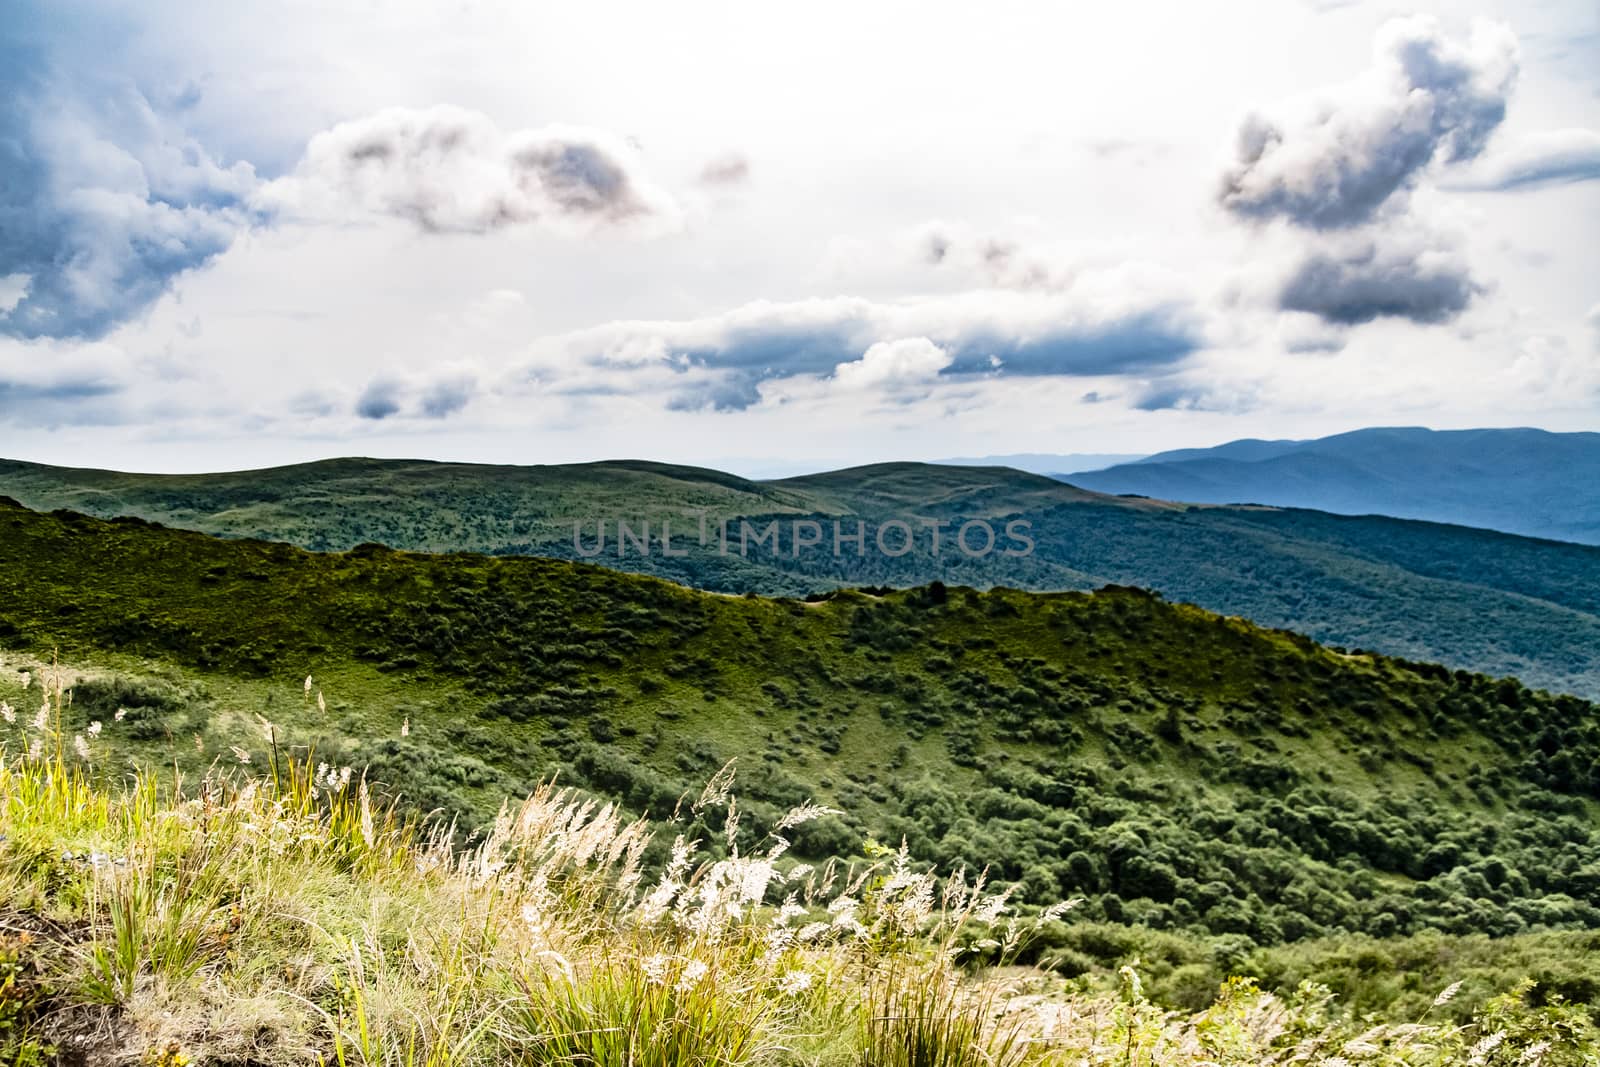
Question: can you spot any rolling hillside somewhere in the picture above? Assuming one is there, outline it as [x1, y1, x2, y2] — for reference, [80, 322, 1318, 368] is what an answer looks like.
[2, 499, 1597, 961]
[1065, 427, 1600, 545]
[3, 456, 1599, 695]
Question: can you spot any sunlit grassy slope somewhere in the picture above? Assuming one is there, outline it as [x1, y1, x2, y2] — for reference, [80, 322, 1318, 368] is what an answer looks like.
[1, 498, 1597, 968]
[3, 456, 1598, 696]
[5, 736, 1596, 1066]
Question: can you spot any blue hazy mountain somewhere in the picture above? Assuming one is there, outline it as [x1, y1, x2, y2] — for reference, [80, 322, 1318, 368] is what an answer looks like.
[937, 452, 1147, 475]
[1064, 427, 1600, 545]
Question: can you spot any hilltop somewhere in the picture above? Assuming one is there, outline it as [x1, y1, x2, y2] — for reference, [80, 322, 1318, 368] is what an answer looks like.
[3, 455, 1599, 696]
[2, 499, 1597, 970]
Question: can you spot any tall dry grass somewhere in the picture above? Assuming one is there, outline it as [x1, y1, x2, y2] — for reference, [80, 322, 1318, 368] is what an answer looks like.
[0, 669, 1593, 1065]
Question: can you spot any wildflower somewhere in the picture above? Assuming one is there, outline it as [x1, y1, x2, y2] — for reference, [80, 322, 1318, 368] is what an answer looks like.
[777, 969, 813, 997]
[87, 721, 103, 737]
[114, 708, 127, 721]
[193, 733, 205, 753]
[25, 739, 41, 761]
[317, 690, 326, 714]
[304, 675, 313, 695]
[31, 703, 48, 731]
[675, 959, 708, 993]
[401, 717, 410, 738]
[19, 671, 29, 689]
[1433, 980, 1463, 1008]
[74, 734, 91, 761]
[0, 701, 12, 724]
[230, 745, 252, 764]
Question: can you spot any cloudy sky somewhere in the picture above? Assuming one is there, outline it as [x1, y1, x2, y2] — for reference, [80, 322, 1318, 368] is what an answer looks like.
[3, 0, 1597, 475]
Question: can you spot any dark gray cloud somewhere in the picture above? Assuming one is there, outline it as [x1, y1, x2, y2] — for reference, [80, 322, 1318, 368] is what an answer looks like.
[0, 378, 122, 418]
[352, 370, 479, 420]
[552, 291, 1205, 412]
[419, 374, 477, 418]
[1277, 239, 1480, 325]
[0, 15, 260, 340]
[355, 377, 404, 420]
[272, 106, 678, 234]
[1220, 16, 1518, 229]
[1130, 380, 1257, 413]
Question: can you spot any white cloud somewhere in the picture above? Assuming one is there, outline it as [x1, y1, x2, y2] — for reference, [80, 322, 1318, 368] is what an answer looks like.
[1446, 128, 1600, 190]
[832, 337, 953, 392]
[262, 105, 681, 235]
[1219, 15, 1518, 228]
[2, 0, 1596, 467]
[0, 275, 30, 316]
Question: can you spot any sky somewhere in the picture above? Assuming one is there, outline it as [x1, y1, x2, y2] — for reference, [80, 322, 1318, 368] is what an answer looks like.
[1, 0, 1597, 476]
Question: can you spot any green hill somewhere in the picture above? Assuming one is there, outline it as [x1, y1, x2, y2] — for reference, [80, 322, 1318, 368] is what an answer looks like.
[2, 499, 1597, 969]
[2, 456, 1598, 697]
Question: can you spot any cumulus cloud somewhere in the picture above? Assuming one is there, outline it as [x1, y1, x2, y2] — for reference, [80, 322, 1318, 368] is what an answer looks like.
[1129, 378, 1262, 413]
[913, 222, 1063, 289]
[265, 106, 679, 234]
[1220, 15, 1518, 229]
[0, 28, 260, 340]
[522, 282, 1205, 411]
[1276, 232, 1481, 325]
[831, 337, 953, 393]
[355, 376, 405, 420]
[1447, 128, 1600, 191]
[418, 372, 478, 418]
[353, 367, 480, 420]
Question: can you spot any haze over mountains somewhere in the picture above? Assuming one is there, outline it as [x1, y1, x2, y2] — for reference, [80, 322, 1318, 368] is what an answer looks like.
[4, 451, 1599, 697]
[937, 453, 1148, 475]
[1063, 427, 1600, 546]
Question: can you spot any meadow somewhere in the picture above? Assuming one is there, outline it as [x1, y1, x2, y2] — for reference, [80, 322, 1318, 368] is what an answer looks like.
[0, 498, 1598, 1063]
[1, 672, 1595, 1065]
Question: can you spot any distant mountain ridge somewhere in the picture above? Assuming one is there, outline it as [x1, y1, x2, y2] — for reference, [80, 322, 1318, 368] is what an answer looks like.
[936, 452, 1148, 475]
[3, 453, 1599, 696]
[1063, 427, 1600, 545]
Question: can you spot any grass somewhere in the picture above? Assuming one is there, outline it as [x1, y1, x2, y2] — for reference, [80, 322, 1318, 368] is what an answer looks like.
[1, 501, 1598, 960]
[0, 672, 1594, 1065]
[3, 455, 1599, 695]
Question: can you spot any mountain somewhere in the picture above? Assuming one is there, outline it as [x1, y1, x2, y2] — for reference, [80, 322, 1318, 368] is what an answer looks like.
[3, 455, 1600, 696]
[937, 452, 1148, 474]
[1063, 427, 1600, 545]
[2, 498, 1597, 963]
